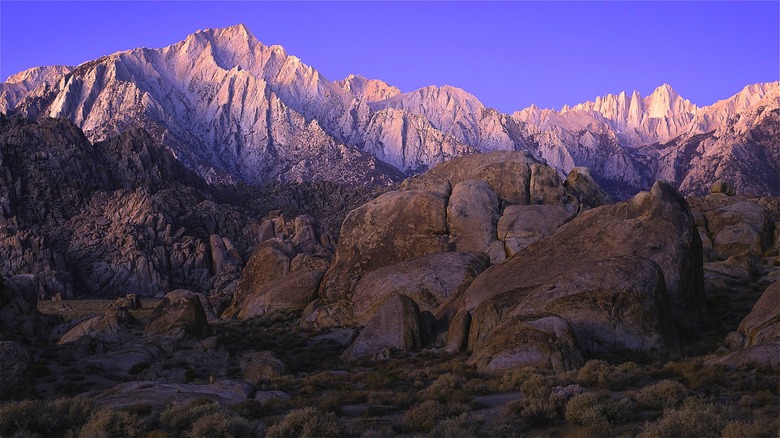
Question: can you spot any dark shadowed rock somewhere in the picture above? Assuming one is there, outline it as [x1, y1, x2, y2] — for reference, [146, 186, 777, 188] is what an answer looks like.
[718, 282, 780, 367]
[0, 275, 57, 339]
[0, 341, 35, 400]
[236, 269, 323, 320]
[241, 351, 290, 384]
[466, 315, 583, 374]
[145, 289, 211, 339]
[90, 380, 254, 409]
[343, 295, 425, 361]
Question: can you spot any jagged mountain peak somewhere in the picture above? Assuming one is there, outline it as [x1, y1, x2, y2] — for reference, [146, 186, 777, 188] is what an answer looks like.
[4, 65, 72, 85]
[335, 74, 401, 102]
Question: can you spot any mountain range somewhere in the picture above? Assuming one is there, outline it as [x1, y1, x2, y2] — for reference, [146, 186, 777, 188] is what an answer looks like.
[2, 24, 778, 197]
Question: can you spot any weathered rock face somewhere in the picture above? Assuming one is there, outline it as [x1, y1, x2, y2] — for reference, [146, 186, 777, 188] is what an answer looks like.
[241, 351, 289, 384]
[342, 295, 425, 361]
[145, 290, 211, 339]
[564, 167, 613, 208]
[447, 180, 500, 255]
[236, 270, 323, 320]
[318, 152, 587, 322]
[312, 152, 613, 362]
[465, 315, 583, 374]
[453, 181, 702, 370]
[719, 282, 780, 367]
[497, 204, 577, 256]
[465, 255, 678, 361]
[224, 213, 333, 319]
[0, 341, 36, 400]
[350, 252, 490, 325]
[58, 308, 135, 345]
[319, 189, 451, 304]
[703, 200, 772, 259]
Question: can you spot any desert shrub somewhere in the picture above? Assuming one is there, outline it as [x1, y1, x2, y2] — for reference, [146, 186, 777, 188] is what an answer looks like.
[430, 412, 487, 438]
[635, 379, 687, 410]
[497, 367, 541, 391]
[503, 378, 581, 428]
[611, 361, 645, 388]
[419, 373, 470, 403]
[739, 389, 774, 409]
[266, 407, 343, 438]
[403, 400, 470, 432]
[721, 419, 770, 438]
[665, 359, 725, 390]
[576, 360, 611, 388]
[79, 409, 141, 438]
[359, 427, 395, 438]
[0, 397, 93, 437]
[637, 397, 727, 438]
[564, 391, 635, 434]
[366, 390, 415, 414]
[185, 412, 262, 438]
[160, 400, 222, 434]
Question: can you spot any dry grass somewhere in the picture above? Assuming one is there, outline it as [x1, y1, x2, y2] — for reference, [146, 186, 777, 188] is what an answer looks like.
[38, 298, 160, 321]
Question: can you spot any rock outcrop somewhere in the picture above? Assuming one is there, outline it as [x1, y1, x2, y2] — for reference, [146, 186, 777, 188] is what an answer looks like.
[342, 295, 425, 361]
[58, 308, 135, 345]
[719, 282, 780, 367]
[223, 213, 333, 319]
[454, 181, 702, 371]
[241, 351, 290, 384]
[319, 152, 592, 329]
[145, 290, 211, 339]
[0, 341, 36, 400]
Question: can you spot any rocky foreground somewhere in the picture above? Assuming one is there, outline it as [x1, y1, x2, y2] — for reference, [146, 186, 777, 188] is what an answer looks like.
[0, 134, 778, 436]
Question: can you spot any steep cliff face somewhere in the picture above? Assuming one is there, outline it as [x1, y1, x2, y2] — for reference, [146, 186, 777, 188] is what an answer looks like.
[2, 24, 777, 197]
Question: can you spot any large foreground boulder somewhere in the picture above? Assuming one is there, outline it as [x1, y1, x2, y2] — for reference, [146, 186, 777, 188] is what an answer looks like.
[718, 282, 780, 367]
[316, 152, 596, 329]
[452, 181, 701, 371]
[350, 252, 490, 325]
[0, 341, 35, 400]
[58, 308, 135, 345]
[145, 289, 211, 339]
[224, 214, 333, 319]
[343, 295, 425, 361]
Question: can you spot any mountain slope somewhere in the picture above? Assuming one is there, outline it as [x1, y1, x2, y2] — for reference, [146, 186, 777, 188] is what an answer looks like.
[2, 24, 778, 197]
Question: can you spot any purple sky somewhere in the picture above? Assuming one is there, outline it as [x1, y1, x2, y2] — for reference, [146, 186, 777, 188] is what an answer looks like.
[1, 1, 777, 113]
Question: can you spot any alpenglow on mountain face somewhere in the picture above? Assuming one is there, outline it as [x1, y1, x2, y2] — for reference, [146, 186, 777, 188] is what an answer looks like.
[1, 24, 778, 196]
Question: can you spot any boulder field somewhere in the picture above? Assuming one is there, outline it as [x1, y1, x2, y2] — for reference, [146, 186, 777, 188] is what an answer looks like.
[228, 151, 772, 373]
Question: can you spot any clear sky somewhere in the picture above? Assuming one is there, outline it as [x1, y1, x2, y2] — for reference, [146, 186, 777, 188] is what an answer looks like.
[1, 1, 777, 113]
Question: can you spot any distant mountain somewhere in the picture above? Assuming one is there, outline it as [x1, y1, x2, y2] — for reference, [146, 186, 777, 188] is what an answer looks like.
[2, 24, 778, 197]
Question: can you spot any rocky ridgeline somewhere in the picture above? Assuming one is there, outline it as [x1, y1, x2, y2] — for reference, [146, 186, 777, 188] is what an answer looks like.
[3, 24, 777, 199]
[0, 116, 378, 301]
